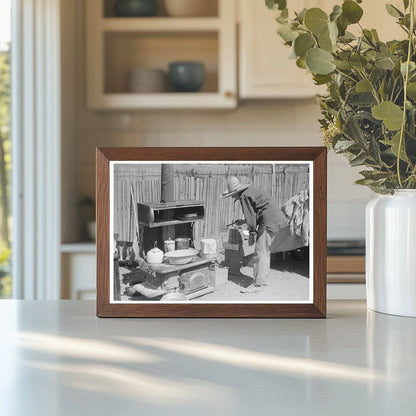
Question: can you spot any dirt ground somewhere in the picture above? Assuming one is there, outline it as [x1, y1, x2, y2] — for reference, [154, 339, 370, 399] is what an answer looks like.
[119, 251, 310, 302]
[201, 254, 310, 302]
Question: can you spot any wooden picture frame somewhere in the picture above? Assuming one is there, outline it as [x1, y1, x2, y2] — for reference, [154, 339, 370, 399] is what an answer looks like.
[97, 147, 327, 318]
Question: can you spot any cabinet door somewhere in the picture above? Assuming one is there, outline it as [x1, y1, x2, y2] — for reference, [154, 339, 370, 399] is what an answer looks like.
[238, 0, 404, 99]
[239, 0, 321, 99]
[62, 253, 96, 300]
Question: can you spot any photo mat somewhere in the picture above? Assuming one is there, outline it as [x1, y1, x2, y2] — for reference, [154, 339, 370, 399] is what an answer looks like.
[109, 161, 314, 304]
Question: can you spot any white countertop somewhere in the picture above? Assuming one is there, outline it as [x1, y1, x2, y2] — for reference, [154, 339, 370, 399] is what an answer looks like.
[0, 300, 415, 415]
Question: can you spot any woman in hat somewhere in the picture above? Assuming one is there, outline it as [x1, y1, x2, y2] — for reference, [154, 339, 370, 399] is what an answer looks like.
[221, 176, 288, 289]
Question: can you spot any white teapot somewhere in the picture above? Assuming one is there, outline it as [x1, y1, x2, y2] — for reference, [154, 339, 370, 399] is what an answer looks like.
[146, 243, 164, 264]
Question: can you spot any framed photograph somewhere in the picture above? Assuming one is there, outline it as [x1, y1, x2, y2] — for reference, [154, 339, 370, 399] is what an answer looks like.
[96, 147, 327, 318]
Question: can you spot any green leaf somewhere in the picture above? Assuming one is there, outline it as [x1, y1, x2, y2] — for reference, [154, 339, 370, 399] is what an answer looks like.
[407, 82, 416, 99]
[328, 21, 338, 45]
[296, 57, 307, 69]
[280, 8, 289, 19]
[349, 92, 377, 107]
[350, 152, 368, 167]
[372, 101, 404, 130]
[306, 48, 335, 75]
[360, 170, 391, 180]
[318, 31, 334, 52]
[362, 29, 375, 44]
[401, 61, 416, 76]
[317, 22, 338, 52]
[350, 53, 368, 69]
[277, 23, 299, 42]
[356, 178, 377, 185]
[266, 0, 287, 11]
[369, 136, 381, 162]
[334, 139, 355, 152]
[336, 15, 348, 36]
[330, 5, 343, 22]
[375, 56, 395, 70]
[385, 4, 404, 18]
[379, 78, 386, 99]
[289, 44, 297, 59]
[393, 61, 402, 79]
[295, 8, 307, 22]
[344, 113, 368, 147]
[313, 74, 332, 85]
[382, 132, 409, 162]
[294, 33, 315, 57]
[304, 8, 329, 35]
[342, 0, 363, 24]
[371, 29, 380, 42]
[356, 79, 372, 93]
[333, 59, 353, 70]
[341, 31, 356, 42]
[403, 0, 410, 9]
[371, 67, 386, 85]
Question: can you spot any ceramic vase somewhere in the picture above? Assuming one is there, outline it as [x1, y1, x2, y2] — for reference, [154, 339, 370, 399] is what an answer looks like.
[366, 190, 416, 317]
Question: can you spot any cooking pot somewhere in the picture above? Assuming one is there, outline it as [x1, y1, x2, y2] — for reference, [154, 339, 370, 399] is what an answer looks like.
[175, 237, 191, 250]
[146, 243, 164, 264]
[164, 238, 176, 253]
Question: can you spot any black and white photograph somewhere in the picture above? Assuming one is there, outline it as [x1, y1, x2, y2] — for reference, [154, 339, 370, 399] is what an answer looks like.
[110, 161, 313, 303]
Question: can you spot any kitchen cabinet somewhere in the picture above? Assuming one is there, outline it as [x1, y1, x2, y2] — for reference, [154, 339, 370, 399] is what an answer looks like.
[61, 244, 96, 300]
[239, 0, 324, 99]
[238, 0, 404, 99]
[86, 0, 237, 109]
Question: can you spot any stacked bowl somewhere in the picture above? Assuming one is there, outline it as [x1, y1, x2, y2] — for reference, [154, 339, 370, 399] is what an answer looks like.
[127, 68, 167, 93]
[164, 0, 217, 17]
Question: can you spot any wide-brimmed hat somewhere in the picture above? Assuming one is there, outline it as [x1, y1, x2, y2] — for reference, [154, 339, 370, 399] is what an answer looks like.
[221, 176, 250, 199]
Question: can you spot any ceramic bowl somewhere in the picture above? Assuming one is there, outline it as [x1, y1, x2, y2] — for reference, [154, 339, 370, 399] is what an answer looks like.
[168, 62, 205, 93]
[164, 248, 199, 265]
[127, 68, 167, 93]
[114, 0, 158, 17]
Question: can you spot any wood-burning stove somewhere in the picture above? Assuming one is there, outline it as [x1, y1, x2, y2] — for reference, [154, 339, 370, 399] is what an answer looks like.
[136, 199, 214, 299]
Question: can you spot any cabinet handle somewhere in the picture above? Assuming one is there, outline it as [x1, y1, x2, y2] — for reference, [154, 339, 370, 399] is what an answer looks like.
[225, 91, 234, 99]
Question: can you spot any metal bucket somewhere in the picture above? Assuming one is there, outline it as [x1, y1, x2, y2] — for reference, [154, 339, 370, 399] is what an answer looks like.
[175, 237, 190, 250]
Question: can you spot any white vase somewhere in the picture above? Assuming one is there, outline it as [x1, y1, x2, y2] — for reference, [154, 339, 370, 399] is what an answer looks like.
[366, 190, 416, 317]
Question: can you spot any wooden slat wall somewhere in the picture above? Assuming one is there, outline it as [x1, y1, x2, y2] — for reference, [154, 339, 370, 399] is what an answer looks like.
[113, 164, 161, 240]
[113, 163, 309, 242]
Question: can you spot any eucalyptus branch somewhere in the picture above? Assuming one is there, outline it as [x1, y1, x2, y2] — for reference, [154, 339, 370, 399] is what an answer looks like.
[390, 79, 398, 101]
[397, 0, 415, 188]
[267, 0, 416, 192]
[334, 68, 358, 83]
[393, 86, 404, 104]
[358, 69, 381, 104]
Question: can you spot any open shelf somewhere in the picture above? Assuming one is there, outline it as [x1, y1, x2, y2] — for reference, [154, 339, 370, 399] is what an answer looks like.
[101, 17, 221, 32]
[91, 93, 234, 109]
[61, 242, 96, 254]
[103, 0, 219, 18]
[86, 0, 236, 109]
[104, 31, 219, 94]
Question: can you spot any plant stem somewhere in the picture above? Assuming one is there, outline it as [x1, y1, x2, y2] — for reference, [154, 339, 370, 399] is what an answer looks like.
[358, 69, 380, 104]
[334, 68, 357, 83]
[397, 0, 415, 188]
